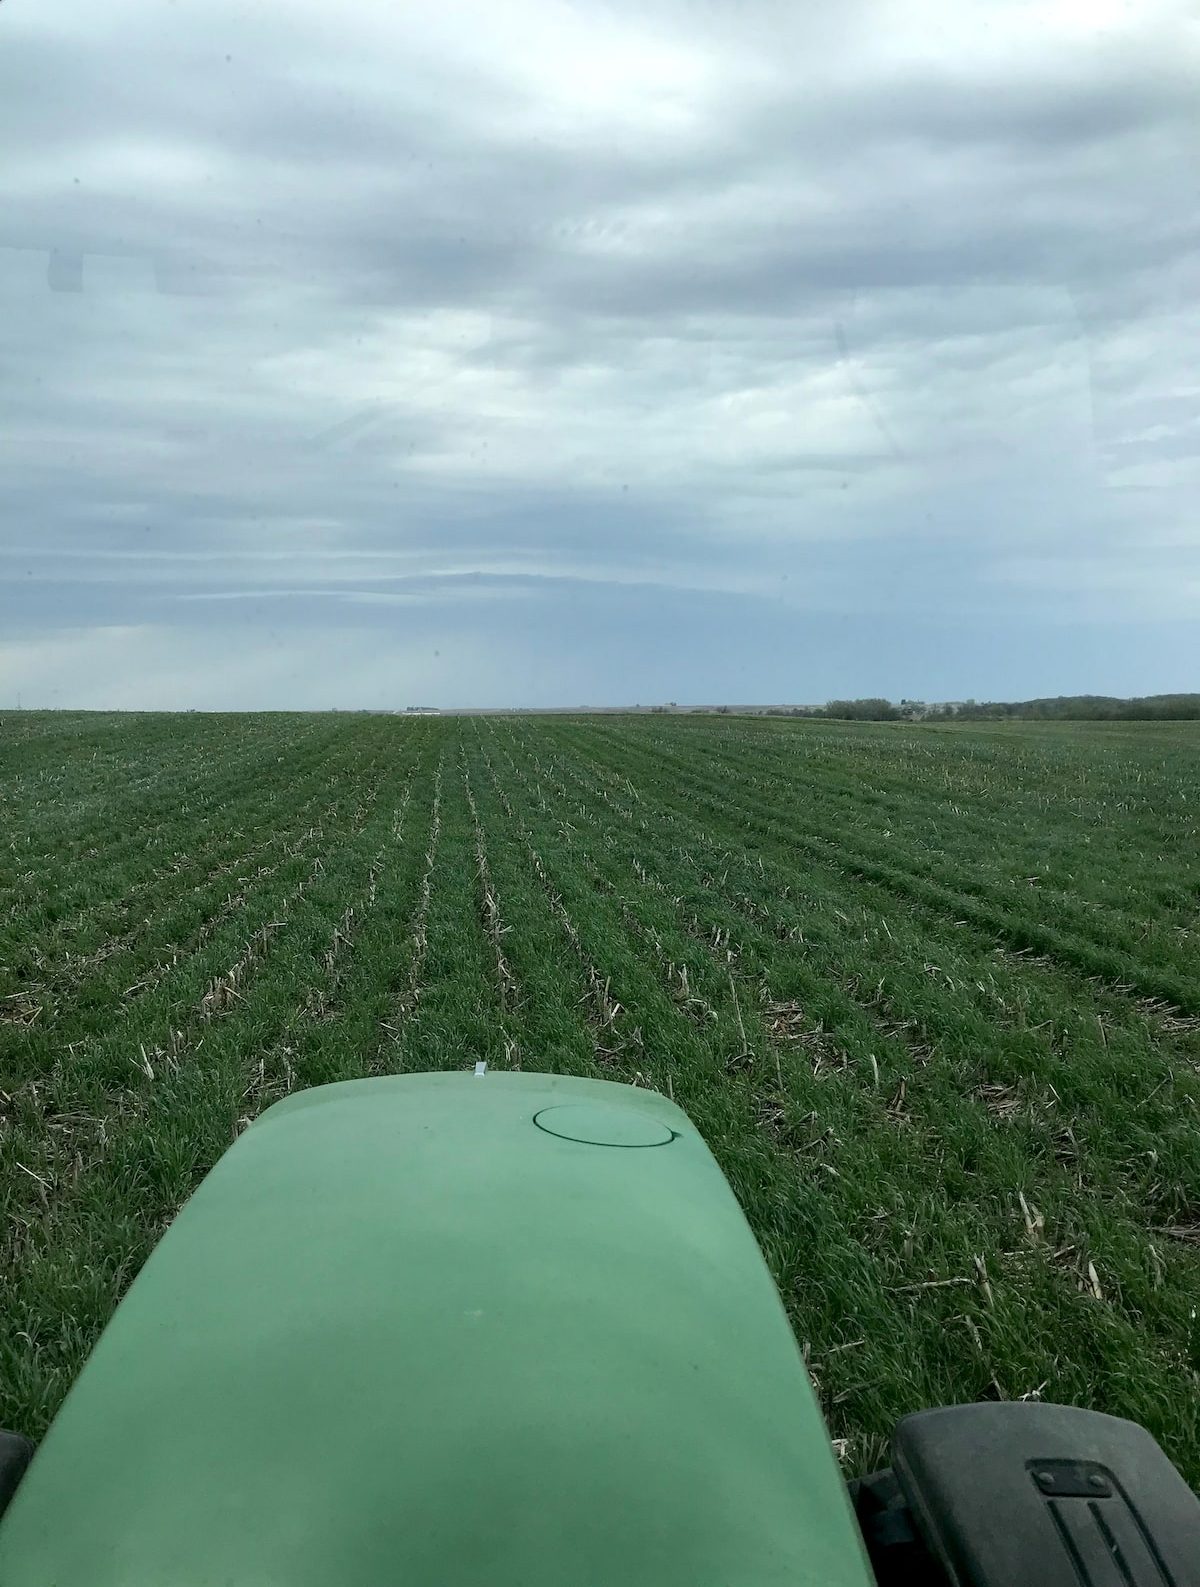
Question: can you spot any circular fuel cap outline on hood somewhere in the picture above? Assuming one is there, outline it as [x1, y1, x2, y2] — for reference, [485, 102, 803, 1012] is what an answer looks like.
[532, 1103, 677, 1148]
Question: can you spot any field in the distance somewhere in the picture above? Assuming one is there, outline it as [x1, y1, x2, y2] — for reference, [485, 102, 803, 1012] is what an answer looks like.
[2, 712, 1198, 1479]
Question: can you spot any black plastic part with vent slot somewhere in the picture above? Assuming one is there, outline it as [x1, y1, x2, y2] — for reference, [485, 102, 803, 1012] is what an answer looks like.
[850, 1401, 1200, 1587]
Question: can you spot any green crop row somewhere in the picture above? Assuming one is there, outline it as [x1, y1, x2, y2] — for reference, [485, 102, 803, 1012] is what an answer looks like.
[2, 710, 1196, 1486]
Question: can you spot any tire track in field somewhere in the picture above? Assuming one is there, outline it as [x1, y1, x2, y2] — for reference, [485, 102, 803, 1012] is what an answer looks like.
[372, 753, 444, 1069]
[577, 726, 1200, 1161]
[540, 725, 1200, 1163]
[500, 728, 1200, 1297]
[492, 726, 1200, 1464]
[494, 733, 873, 1074]
[571, 723, 1200, 1023]
[559, 723, 1200, 1179]
[384, 734, 517, 1075]
[475, 740, 643, 1072]
[480, 729, 1053, 1464]
[486, 727, 887, 1112]
[494, 726, 932, 1079]
[192, 770, 391, 1026]
[583, 721, 1197, 998]
[462, 753, 519, 1065]
[241, 762, 427, 1114]
[621, 719, 1193, 920]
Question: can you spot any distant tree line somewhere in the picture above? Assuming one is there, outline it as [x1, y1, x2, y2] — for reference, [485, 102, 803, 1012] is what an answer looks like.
[927, 694, 1200, 721]
[764, 699, 901, 720]
[763, 694, 1200, 722]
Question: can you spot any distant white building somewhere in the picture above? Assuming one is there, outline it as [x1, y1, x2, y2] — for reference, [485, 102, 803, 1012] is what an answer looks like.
[405, 706, 440, 715]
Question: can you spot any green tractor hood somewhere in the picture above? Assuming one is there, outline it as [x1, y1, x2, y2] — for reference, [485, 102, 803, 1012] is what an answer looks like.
[0, 1071, 872, 1586]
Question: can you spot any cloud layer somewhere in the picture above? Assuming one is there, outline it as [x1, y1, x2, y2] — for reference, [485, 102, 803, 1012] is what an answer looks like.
[3, 0, 1197, 706]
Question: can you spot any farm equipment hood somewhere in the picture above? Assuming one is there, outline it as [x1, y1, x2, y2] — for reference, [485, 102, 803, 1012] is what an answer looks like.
[0, 1071, 872, 1587]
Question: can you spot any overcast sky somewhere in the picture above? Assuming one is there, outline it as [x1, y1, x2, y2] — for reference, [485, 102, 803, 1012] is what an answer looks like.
[2, 0, 1196, 708]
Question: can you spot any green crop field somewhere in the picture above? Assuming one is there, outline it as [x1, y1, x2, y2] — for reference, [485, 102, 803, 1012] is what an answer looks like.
[3, 711, 1199, 1479]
